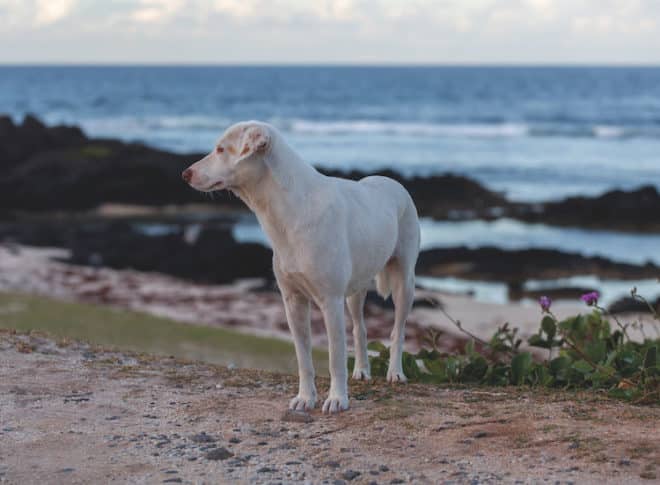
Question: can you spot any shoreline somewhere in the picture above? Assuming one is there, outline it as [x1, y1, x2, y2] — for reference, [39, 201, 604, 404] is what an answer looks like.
[1, 244, 655, 353]
[1, 114, 659, 232]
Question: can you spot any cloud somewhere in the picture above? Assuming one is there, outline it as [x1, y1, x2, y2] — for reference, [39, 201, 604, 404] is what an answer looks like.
[0, 0, 659, 63]
[130, 0, 185, 23]
[34, 0, 77, 26]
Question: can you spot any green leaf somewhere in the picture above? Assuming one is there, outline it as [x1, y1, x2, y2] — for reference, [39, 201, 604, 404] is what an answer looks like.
[510, 352, 533, 385]
[643, 346, 657, 369]
[402, 352, 422, 380]
[484, 363, 509, 386]
[461, 355, 489, 382]
[367, 341, 387, 352]
[528, 334, 551, 349]
[541, 316, 557, 340]
[585, 340, 607, 363]
[445, 356, 460, 382]
[572, 359, 594, 375]
[549, 356, 570, 381]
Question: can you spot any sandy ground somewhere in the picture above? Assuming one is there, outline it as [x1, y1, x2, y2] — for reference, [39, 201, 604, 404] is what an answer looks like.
[1, 330, 658, 485]
[4, 244, 652, 354]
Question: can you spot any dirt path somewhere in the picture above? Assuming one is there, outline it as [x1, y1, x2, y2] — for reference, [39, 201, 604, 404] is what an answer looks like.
[1, 329, 658, 484]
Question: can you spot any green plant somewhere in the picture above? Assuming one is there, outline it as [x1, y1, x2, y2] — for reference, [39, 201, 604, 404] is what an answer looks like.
[351, 288, 660, 404]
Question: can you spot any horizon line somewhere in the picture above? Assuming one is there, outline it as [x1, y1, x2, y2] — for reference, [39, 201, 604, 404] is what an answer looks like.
[1, 61, 660, 68]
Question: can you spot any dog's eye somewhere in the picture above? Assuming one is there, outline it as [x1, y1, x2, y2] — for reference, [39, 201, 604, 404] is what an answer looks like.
[216, 146, 224, 153]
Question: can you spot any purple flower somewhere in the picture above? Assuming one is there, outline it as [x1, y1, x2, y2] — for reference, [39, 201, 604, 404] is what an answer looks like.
[580, 291, 599, 306]
[538, 296, 552, 312]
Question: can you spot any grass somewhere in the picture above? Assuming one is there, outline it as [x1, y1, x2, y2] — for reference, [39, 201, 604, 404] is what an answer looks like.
[0, 292, 328, 374]
[75, 144, 113, 159]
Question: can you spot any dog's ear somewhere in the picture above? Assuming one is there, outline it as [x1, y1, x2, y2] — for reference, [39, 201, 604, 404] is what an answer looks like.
[236, 124, 271, 162]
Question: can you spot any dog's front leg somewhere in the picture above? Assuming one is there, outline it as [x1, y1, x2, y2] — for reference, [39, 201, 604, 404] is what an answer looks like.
[320, 297, 349, 413]
[282, 290, 317, 411]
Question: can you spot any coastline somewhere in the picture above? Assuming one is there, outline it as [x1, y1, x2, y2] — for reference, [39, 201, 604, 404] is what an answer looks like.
[1, 114, 659, 232]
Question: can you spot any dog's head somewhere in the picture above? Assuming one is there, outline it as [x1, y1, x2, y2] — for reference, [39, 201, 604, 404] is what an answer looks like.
[182, 121, 272, 192]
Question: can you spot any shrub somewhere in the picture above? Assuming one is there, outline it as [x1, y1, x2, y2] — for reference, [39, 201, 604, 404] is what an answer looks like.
[350, 287, 660, 404]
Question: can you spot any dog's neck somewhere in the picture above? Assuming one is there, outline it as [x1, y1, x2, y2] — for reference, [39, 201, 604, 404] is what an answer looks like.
[232, 131, 321, 246]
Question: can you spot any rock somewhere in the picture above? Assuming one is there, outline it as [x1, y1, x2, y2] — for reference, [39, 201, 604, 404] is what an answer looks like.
[379, 465, 390, 472]
[257, 466, 277, 473]
[0, 218, 275, 285]
[190, 432, 218, 444]
[608, 296, 659, 315]
[528, 185, 660, 232]
[342, 470, 361, 481]
[417, 246, 659, 282]
[205, 447, 233, 460]
[281, 409, 314, 423]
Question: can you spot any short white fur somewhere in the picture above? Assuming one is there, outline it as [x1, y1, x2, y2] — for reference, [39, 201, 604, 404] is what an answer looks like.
[183, 121, 420, 413]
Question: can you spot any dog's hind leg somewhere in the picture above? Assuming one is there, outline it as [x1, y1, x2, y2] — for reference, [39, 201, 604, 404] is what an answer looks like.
[387, 261, 414, 383]
[387, 201, 420, 383]
[347, 290, 370, 381]
[282, 289, 317, 411]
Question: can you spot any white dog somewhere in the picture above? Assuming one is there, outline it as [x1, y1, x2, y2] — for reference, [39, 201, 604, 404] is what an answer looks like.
[182, 121, 420, 413]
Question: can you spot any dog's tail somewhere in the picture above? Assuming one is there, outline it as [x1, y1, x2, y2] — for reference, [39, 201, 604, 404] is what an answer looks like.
[375, 269, 391, 299]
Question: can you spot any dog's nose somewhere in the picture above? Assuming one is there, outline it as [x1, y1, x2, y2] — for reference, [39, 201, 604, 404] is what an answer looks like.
[182, 168, 193, 183]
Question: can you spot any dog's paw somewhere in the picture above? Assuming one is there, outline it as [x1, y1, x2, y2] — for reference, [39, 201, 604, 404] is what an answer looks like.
[386, 368, 408, 384]
[289, 395, 316, 411]
[321, 394, 349, 414]
[351, 367, 371, 381]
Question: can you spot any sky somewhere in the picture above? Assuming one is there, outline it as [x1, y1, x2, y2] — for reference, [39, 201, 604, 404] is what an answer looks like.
[0, 0, 659, 64]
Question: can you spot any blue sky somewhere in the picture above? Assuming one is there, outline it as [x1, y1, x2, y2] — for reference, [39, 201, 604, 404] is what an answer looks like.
[0, 0, 659, 64]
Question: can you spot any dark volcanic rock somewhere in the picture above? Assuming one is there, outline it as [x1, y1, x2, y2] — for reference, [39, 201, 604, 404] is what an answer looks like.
[1, 115, 658, 233]
[608, 296, 660, 315]
[0, 114, 86, 171]
[508, 284, 598, 302]
[66, 221, 273, 284]
[417, 246, 660, 282]
[516, 185, 660, 232]
[0, 217, 273, 285]
[0, 115, 506, 218]
[322, 168, 508, 219]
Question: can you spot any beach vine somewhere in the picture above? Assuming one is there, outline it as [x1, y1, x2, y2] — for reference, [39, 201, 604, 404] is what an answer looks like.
[351, 287, 660, 404]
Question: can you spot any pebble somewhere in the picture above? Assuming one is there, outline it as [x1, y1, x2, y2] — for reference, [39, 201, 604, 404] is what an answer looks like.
[342, 470, 361, 481]
[205, 448, 233, 461]
[281, 409, 314, 423]
[190, 432, 217, 443]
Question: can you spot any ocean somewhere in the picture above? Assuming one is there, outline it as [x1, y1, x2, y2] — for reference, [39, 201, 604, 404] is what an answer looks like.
[1, 65, 659, 201]
[2, 65, 659, 303]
